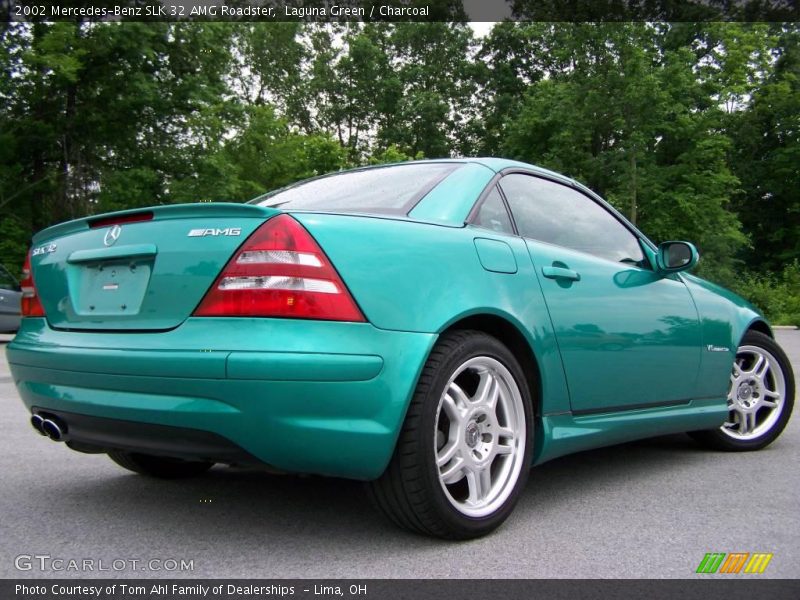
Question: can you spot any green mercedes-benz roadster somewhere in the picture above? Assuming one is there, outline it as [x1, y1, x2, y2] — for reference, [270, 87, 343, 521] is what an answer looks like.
[7, 158, 795, 539]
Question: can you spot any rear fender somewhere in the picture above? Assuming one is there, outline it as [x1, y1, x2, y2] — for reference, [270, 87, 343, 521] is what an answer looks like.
[293, 214, 571, 417]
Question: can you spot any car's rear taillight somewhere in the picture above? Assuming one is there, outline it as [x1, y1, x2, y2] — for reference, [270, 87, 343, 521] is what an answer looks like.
[21, 249, 45, 317]
[193, 215, 365, 322]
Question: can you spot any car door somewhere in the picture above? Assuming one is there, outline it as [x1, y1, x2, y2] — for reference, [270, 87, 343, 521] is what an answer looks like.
[498, 172, 702, 414]
[0, 264, 22, 333]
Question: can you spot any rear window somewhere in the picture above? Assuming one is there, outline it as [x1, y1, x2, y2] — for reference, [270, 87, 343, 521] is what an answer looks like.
[250, 163, 460, 214]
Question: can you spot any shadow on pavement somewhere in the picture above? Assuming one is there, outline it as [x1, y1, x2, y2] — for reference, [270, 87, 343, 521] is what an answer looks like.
[31, 433, 705, 544]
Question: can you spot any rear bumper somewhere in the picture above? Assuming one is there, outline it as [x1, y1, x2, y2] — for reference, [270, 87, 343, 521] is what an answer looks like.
[7, 318, 436, 480]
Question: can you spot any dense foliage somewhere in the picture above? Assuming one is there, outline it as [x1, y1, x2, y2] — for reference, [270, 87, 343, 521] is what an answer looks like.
[0, 22, 797, 324]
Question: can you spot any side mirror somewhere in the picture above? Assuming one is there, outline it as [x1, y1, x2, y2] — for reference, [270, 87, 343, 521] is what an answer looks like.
[657, 241, 699, 273]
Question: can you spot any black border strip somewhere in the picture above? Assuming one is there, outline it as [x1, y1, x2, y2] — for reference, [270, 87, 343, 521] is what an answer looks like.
[4, 1, 799, 23]
[2, 579, 799, 599]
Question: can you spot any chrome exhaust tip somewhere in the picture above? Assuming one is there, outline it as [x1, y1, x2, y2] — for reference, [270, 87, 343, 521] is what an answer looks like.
[41, 418, 66, 442]
[30, 414, 47, 436]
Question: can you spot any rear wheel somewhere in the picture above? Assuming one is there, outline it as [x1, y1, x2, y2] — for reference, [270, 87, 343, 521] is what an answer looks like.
[108, 450, 213, 479]
[690, 330, 794, 451]
[368, 330, 534, 539]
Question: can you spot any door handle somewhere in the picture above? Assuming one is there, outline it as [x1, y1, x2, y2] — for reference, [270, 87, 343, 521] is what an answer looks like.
[542, 265, 581, 282]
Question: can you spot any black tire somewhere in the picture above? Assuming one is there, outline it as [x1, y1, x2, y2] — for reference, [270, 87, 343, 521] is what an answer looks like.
[689, 330, 795, 451]
[108, 450, 214, 479]
[368, 330, 534, 539]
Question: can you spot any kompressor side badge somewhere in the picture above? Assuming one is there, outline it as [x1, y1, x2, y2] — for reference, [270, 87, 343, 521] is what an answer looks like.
[706, 345, 731, 352]
[188, 228, 242, 237]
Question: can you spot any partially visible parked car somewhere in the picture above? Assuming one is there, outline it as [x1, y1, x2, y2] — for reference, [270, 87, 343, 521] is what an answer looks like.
[0, 263, 21, 333]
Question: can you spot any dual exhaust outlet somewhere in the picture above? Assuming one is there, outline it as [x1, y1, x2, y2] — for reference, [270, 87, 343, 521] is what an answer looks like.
[31, 413, 68, 442]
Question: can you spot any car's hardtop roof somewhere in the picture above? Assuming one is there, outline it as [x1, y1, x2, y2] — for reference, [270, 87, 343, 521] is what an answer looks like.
[460, 157, 571, 180]
[414, 157, 595, 197]
[339, 157, 576, 184]
[250, 157, 591, 228]
[251, 158, 581, 203]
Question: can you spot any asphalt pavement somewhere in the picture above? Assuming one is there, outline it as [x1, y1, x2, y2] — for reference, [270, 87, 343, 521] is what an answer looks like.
[1, 330, 798, 579]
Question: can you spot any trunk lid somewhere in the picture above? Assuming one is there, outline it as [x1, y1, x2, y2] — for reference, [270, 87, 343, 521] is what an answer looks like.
[31, 203, 279, 331]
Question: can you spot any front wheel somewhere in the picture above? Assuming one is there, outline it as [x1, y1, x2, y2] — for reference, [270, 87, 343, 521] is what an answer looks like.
[368, 330, 534, 539]
[690, 330, 794, 451]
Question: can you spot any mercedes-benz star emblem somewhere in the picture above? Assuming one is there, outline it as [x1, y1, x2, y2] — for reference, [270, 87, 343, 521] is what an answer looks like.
[104, 224, 122, 246]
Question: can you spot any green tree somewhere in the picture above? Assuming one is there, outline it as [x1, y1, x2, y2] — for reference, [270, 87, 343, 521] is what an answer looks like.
[0, 19, 797, 319]
[731, 27, 800, 271]
[499, 24, 748, 280]
[171, 105, 347, 202]
[473, 22, 549, 155]
[378, 23, 476, 157]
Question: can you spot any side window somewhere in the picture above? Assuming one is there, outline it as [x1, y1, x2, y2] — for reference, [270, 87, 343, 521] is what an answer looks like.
[473, 186, 514, 234]
[499, 174, 646, 265]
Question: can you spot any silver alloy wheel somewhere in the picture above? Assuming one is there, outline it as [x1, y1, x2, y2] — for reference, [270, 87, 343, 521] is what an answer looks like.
[434, 356, 527, 518]
[721, 344, 786, 441]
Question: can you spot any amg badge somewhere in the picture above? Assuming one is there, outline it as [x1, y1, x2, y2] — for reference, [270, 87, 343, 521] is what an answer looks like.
[188, 228, 242, 237]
